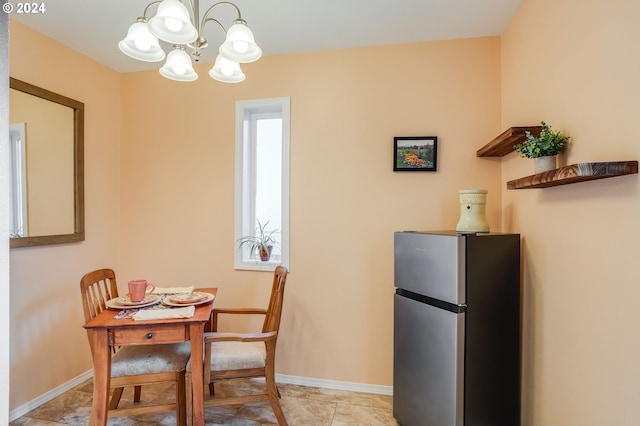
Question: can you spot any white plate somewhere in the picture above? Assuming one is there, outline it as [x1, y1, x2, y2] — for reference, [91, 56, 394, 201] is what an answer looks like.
[116, 294, 159, 306]
[106, 294, 161, 310]
[163, 292, 215, 307]
[165, 291, 209, 304]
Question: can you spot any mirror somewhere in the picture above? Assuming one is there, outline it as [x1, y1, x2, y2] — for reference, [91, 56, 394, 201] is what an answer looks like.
[9, 78, 84, 248]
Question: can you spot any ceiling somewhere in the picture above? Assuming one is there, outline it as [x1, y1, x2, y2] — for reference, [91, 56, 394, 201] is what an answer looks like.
[10, 0, 524, 73]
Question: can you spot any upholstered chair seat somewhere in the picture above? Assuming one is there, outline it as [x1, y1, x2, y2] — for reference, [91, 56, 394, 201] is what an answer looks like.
[186, 340, 266, 374]
[111, 342, 191, 377]
[214, 341, 266, 371]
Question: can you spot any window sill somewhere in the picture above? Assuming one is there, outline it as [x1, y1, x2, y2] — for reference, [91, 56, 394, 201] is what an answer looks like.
[235, 260, 282, 272]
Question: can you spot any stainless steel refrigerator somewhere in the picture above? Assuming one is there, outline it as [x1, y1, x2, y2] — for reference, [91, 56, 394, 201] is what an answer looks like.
[393, 231, 520, 426]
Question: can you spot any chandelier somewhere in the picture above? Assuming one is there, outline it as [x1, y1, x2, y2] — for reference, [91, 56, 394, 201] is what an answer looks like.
[118, 0, 262, 83]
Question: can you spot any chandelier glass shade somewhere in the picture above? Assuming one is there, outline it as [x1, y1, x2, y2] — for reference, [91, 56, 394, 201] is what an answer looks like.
[159, 46, 198, 81]
[218, 20, 261, 62]
[148, 0, 197, 44]
[118, 20, 165, 62]
[209, 54, 245, 83]
[119, 0, 262, 82]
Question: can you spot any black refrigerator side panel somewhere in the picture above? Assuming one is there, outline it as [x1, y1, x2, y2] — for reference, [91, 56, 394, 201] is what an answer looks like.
[464, 234, 521, 426]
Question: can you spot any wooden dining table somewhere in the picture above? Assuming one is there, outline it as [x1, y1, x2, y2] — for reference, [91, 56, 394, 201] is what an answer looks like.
[83, 287, 217, 426]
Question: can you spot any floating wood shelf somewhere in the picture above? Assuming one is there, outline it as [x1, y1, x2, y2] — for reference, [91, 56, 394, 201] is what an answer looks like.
[477, 126, 542, 157]
[507, 161, 638, 189]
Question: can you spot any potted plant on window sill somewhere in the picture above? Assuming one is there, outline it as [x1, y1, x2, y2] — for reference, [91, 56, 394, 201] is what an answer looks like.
[513, 121, 570, 173]
[236, 220, 279, 262]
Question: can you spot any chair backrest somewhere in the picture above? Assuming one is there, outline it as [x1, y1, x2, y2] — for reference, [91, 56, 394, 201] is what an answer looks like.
[80, 268, 118, 323]
[262, 266, 288, 334]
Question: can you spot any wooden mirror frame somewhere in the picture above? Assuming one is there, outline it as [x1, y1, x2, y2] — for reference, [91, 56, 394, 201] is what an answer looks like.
[9, 78, 84, 248]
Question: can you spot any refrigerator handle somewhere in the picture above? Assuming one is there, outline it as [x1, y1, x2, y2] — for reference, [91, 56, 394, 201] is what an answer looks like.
[396, 288, 467, 314]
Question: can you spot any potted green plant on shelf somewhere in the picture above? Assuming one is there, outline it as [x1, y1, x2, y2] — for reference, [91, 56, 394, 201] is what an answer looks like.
[236, 220, 279, 262]
[513, 121, 570, 173]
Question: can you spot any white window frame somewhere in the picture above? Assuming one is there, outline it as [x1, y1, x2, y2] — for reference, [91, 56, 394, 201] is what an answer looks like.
[234, 97, 290, 271]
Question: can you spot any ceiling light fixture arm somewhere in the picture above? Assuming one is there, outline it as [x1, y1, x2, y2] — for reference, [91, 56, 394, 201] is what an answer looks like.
[200, 1, 242, 28]
[128, 1, 162, 27]
[142, 1, 163, 20]
[189, 1, 242, 61]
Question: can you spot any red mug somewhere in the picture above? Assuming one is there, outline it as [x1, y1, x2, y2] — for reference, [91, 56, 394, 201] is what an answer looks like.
[128, 279, 155, 302]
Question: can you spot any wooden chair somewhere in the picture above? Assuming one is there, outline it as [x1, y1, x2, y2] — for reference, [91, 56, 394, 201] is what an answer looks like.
[186, 265, 289, 425]
[80, 268, 190, 425]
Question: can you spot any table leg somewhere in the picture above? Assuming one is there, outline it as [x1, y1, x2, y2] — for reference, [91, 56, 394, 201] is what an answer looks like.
[189, 323, 205, 426]
[187, 323, 204, 426]
[89, 329, 111, 426]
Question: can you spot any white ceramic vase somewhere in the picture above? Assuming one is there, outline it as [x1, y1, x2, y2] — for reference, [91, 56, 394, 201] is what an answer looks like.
[456, 189, 490, 234]
[534, 156, 557, 174]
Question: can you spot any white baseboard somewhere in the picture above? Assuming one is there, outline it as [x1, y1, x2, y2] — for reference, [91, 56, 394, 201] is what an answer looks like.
[9, 370, 93, 422]
[275, 373, 393, 396]
[9, 371, 393, 421]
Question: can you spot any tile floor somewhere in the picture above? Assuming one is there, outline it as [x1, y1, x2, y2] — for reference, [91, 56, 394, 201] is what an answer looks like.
[10, 378, 400, 425]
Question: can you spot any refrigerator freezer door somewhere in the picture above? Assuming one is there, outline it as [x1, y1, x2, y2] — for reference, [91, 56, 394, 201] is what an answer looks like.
[393, 293, 465, 426]
[394, 232, 465, 305]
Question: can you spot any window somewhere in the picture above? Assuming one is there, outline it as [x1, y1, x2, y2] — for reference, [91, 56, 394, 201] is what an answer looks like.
[235, 97, 290, 271]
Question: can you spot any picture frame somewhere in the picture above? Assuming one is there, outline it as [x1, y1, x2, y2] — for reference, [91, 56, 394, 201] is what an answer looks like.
[394, 136, 438, 171]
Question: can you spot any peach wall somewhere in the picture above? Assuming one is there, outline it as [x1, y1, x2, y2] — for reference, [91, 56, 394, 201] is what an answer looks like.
[8, 21, 121, 409]
[501, 0, 640, 424]
[119, 37, 503, 385]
